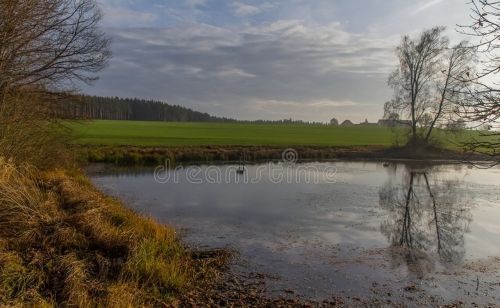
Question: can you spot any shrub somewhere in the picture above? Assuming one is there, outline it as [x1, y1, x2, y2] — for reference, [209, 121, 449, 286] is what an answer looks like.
[0, 91, 74, 169]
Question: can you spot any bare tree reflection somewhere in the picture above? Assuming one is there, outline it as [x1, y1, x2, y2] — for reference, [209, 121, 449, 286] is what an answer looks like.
[379, 165, 473, 277]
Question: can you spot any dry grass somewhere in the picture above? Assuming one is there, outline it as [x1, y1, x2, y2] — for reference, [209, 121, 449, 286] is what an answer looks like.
[0, 158, 199, 307]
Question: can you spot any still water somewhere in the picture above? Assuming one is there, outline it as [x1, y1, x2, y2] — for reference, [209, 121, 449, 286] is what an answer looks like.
[90, 161, 500, 304]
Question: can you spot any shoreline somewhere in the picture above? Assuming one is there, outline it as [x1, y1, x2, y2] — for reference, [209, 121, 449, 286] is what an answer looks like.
[79, 144, 494, 166]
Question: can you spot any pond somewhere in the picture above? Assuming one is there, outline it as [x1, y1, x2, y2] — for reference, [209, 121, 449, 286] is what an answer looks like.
[89, 161, 500, 305]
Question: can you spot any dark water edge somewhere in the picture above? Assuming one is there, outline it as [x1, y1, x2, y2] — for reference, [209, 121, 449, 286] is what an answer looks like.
[88, 161, 500, 306]
[80, 144, 493, 166]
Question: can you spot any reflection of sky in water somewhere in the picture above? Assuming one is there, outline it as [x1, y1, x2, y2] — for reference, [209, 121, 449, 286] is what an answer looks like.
[90, 162, 500, 301]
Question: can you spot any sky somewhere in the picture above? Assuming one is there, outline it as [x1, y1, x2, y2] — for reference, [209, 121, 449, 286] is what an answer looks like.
[85, 0, 472, 122]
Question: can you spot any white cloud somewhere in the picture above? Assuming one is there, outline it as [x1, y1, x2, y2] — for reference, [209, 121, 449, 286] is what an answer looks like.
[231, 2, 274, 17]
[254, 99, 358, 109]
[160, 64, 256, 79]
[232, 3, 261, 16]
[86, 0, 473, 121]
[242, 20, 395, 74]
[412, 0, 445, 15]
[101, 6, 157, 27]
[214, 68, 257, 78]
[88, 19, 395, 121]
[309, 100, 358, 107]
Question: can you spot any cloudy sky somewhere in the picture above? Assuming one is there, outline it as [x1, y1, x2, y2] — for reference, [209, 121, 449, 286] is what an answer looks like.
[85, 0, 472, 122]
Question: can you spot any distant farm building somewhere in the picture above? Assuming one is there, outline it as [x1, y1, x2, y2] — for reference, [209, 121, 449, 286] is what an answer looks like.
[341, 120, 354, 126]
[330, 117, 413, 127]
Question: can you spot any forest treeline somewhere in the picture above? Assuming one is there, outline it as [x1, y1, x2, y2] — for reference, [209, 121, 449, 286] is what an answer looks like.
[64, 95, 326, 124]
[64, 95, 236, 122]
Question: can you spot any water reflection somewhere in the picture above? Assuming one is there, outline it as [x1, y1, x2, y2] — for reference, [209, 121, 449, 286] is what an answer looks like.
[89, 162, 500, 302]
[379, 165, 473, 277]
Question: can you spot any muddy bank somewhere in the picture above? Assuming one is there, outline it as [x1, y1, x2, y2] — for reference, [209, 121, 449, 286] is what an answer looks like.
[181, 249, 500, 307]
[79, 145, 492, 166]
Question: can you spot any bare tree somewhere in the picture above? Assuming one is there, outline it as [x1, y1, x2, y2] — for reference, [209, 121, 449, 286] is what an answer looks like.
[387, 27, 475, 145]
[424, 42, 476, 140]
[456, 0, 500, 158]
[0, 0, 110, 100]
[0, 0, 110, 167]
[459, 0, 500, 82]
[387, 27, 449, 144]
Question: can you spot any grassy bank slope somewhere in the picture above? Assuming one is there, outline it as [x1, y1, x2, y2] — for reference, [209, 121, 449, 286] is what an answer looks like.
[0, 160, 202, 306]
[69, 120, 395, 147]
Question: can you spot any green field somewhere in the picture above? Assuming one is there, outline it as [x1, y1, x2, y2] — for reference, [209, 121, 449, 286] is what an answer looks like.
[68, 120, 480, 148]
[69, 120, 401, 147]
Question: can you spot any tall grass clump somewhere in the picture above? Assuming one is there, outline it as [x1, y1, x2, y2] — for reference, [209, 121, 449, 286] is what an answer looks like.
[0, 158, 197, 306]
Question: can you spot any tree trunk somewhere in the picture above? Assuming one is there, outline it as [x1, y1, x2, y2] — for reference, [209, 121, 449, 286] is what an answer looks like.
[425, 59, 452, 141]
[424, 173, 442, 253]
[411, 99, 418, 142]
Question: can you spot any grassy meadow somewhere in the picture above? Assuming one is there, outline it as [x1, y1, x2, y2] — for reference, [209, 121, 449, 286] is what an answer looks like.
[68, 119, 480, 149]
[69, 120, 400, 147]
